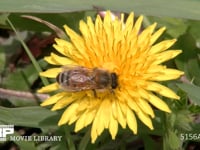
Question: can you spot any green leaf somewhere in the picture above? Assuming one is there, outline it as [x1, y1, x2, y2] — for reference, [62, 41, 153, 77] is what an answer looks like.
[78, 129, 90, 150]
[166, 130, 181, 150]
[175, 33, 197, 68]
[16, 140, 36, 150]
[2, 59, 47, 91]
[3, 64, 39, 91]
[174, 33, 200, 85]
[0, 48, 6, 73]
[7, 18, 49, 86]
[39, 114, 60, 128]
[188, 20, 200, 43]
[6, 12, 86, 32]
[177, 83, 200, 105]
[63, 126, 76, 150]
[189, 105, 200, 113]
[50, 140, 68, 150]
[191, 122, 200, 134]
[147, 17, 188, 38]
[0, 0, 200, 20]
[1, 59, 48, 106]
[0, 106, 58, 128]
[0, 13, 9, 25]
[187, 58, 200, 85]
[174, 110, 192, 131]
[142, 134, 161, 150]
[35, 142, 52, 150]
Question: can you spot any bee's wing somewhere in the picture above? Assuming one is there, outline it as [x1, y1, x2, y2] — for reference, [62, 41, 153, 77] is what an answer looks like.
[60, 66, 98, 92]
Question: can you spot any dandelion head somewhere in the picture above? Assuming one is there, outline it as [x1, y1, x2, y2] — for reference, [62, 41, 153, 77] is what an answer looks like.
[38, 11, 184, 143]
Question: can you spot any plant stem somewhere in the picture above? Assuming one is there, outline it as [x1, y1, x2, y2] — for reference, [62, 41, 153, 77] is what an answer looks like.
[0, 87, 49, 102]
[6, 17, 49, 86]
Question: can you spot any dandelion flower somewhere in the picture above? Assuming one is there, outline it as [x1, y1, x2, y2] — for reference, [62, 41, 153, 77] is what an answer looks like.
[38, 11, 184, 143]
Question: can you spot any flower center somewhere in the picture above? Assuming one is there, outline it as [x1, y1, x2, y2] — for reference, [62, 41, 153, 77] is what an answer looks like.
[102, 62, 118, 72]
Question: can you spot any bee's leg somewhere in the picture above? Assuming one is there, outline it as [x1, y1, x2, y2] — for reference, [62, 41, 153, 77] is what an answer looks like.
[110, 89, 115, 95]
[92, 89, 97, 97]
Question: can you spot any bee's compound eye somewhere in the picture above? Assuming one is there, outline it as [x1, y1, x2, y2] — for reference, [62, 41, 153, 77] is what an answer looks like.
[111, 73, 118, 89]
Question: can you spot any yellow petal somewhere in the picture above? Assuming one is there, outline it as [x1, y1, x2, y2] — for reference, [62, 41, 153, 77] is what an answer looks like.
[109, 114, 118, 140]
[118, 100, 127, 117]
[111, 100, 118, 119]
[104, 11, 112, 26]
[87, 16, 95, 35]
[44, 55, 76, 65]
[44, 56, 58, 65]
[91, 122, 98, 143]
[37, 83, 59, 93]
[54, 38, 70, 56]
[116, 101, 126, 128]
[53, 40, 81, 59]
[153, 50, 182, 64]
[84, 109, 96, 127]
[55, 38, 68, 47]
[124, 89, 141, 112]
[95, 110, 105, 136]
[68, 112, 81, 126]
[138, 23, 157, 45]
[80, 20, 90, 39]
[133, 15, 143, 35]
[125, 12, 134, 30]
[50, 53, 76, 65]
[91, 113, 103, 143]
[75, 109, 96, 132]
[100, 99, 111, 128]
[64, 25, 89, 60]
[146, 82, 180, 99]
[125, 88, 140, 99]
[137, 111, 154, 130]
[75, 110, 87, 132]
[138, 98, 155, 118]
[149, 39, 176, 54]
[152, 69, 184, 81]
[58, 102, 79, 126]
[147, 65, 166, 73]
[90, 99, 106, 139]
[138, 88, 150, 100]
[39, 68, 61, 78]
[148, 93, 171, 113]
[40, 92, 66, 106]
[126, 108, 137, 134]
[95, 15, 102, 35]
[150, 27, 166, 45]
[127, 98, 140, 113]
[51, 95, 75, 111]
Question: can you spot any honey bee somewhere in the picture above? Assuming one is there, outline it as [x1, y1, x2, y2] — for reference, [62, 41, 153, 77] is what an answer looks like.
[56, 66, 118, 92]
